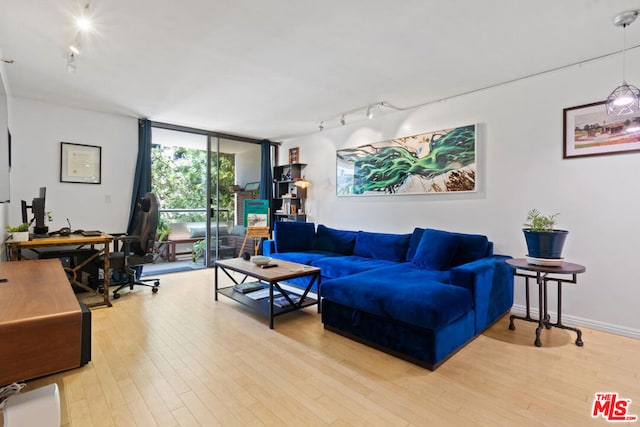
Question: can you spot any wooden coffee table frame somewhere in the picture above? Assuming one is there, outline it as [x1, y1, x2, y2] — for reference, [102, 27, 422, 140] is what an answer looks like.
[214, 258, 321, 329]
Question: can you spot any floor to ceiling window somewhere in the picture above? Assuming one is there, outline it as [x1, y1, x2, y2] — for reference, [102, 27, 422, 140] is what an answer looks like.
[148, 124, 263, 273]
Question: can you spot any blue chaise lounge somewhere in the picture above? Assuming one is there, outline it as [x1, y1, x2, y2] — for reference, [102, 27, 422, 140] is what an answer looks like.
[263, 221, 513, 370]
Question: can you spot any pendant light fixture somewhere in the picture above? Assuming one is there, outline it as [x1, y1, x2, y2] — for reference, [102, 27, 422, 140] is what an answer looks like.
[607, 10, 640, 116]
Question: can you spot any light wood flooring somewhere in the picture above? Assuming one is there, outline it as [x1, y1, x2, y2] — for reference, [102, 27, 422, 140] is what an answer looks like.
[15, 268, 640, 426]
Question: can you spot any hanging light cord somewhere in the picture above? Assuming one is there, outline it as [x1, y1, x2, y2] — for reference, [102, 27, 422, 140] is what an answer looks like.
[622, 23, 628, 84]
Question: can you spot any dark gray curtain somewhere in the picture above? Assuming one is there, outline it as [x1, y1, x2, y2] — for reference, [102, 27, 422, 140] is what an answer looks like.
[127, 119, 152, 234]
[259, 139, 273, 226]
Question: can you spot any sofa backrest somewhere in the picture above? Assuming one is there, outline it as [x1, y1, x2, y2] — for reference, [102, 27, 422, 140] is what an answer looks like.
[273, 221, 316, 253]
[313, 224, 357, 255]
[410, 227, 492, 270]
[354, 231, 411, 262]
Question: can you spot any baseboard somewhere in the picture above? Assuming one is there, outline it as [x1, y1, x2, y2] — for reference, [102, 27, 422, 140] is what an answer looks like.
[510, 304, 640, 340]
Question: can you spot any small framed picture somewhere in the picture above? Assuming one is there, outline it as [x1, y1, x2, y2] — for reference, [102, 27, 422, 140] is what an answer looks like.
[288, 147, 299, 164]
[60, 142, 102, 184]
[563, 101, 640, 159]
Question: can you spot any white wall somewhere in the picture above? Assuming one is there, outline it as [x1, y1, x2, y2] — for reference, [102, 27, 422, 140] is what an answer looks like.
[9, 98, 137, 233]
[282, 53, 640, 338]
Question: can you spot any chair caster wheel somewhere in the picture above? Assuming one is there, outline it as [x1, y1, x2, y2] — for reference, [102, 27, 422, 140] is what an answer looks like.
[113, 293, 121, 299]
[152, 287, 159, 294]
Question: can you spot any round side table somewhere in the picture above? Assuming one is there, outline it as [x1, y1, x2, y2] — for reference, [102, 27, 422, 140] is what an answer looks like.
[506, 258, 586, 347]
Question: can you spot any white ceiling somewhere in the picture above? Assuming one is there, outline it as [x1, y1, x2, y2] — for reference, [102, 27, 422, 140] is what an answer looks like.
[1, 0, 640, 141]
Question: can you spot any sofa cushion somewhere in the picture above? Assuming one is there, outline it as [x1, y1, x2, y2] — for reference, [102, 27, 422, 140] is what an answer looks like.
[311, 255, 398, 280]
[322, 265, 473, 330]
[413, 228, 459, 270]
[274, 221, 316, 253]
[406, 227, 425, 261]
[314, 225, 357, 255]
[450, 231, 490, 266]
[354, 231, 411, 262]
[270, 250, 338, 266]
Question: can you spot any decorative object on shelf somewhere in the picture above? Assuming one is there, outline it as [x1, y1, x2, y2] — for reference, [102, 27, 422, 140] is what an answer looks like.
[273, 163, 307, 222]
[563, 101, 640, 159]
[336, 124, 476, 196]
[522, 209, 568, 261]
[606, 10, 640, 116]
[60, 142, 101, 184]
[288, 147, 299, 164]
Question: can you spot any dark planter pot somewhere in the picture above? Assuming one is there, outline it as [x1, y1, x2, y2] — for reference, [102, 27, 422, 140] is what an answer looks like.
[523, 229, 568, 259]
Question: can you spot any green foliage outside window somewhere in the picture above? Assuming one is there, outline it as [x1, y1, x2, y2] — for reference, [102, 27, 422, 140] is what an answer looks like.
[151, 146, 236, 224]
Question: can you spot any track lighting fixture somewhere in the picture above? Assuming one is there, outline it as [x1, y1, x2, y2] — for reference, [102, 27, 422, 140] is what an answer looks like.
[316, 101, 405, 132]
[64, 1, 94, 72]
[75, 2, 93, 32]
[67, 52, 77, 73]
[607, 10, 640, 116]
[69, 44, 80, 55]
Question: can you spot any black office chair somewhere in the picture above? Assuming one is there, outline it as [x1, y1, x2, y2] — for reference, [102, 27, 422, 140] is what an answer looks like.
[104, 192, 160, 299]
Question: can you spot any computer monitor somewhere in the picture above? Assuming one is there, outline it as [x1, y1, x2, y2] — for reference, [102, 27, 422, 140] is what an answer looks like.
[22, 186, 48, 236]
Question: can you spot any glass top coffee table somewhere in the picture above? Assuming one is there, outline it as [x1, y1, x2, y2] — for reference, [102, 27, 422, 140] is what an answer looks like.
[214, 257, 321, 329]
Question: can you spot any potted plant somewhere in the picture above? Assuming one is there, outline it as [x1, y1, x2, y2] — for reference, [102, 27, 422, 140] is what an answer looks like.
[6, 223, 30, 241]
[192, 239, 205, 263]
[523, 209, 568, 259]
[156, 219, 172, 242]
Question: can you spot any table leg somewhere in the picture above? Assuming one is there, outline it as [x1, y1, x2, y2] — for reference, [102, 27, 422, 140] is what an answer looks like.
[214, 265, 219, 301]
[317, 273, 322, 314]
[103, 243, 111, 307]
[510, 276, 533, 330]
[550, 280, 584, 346]
[535, 273, 543, 347]
[543, 275, 551, 329]
[269, 281, 274, 329]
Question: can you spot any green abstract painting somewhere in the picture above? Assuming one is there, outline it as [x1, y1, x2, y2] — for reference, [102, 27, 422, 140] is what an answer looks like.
[336, 124, 476, 196]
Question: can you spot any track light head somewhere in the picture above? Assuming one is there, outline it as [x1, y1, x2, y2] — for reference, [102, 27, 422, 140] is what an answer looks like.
[67, 52, 77, 73]
[340, 115, 346, 126]
[366, 107, 373, 119]
[318, 122, 324, 131]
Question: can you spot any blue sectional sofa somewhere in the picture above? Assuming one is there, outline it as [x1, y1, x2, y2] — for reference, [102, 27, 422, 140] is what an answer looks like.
[263, 221, 513, 370]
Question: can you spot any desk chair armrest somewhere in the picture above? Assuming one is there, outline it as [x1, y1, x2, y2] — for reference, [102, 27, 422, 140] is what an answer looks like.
[112, 234, 134, 252]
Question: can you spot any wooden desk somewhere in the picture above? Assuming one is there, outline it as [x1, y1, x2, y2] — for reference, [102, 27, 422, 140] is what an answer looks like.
[5, 233, 114, 308]
[0, 259, 86, 385]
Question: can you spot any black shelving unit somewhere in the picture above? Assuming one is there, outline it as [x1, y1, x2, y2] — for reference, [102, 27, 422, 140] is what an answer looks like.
[273, 163, 307, 222]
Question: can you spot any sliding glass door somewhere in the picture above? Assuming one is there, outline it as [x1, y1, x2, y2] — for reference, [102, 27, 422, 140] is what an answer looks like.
[150, 125, 262, 271]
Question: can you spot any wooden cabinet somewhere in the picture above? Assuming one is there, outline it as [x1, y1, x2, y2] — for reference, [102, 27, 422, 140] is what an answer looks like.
[273, 163, 307, 222]
[0, 259, 89, 385]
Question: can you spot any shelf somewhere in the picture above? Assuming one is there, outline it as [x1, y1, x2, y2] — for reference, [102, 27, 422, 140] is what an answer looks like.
[217, 285, 318, 316]
[273, 163, 307, 223]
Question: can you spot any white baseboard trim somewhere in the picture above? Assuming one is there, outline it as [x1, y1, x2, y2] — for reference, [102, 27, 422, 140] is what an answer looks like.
[510, 304, 640, 340]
